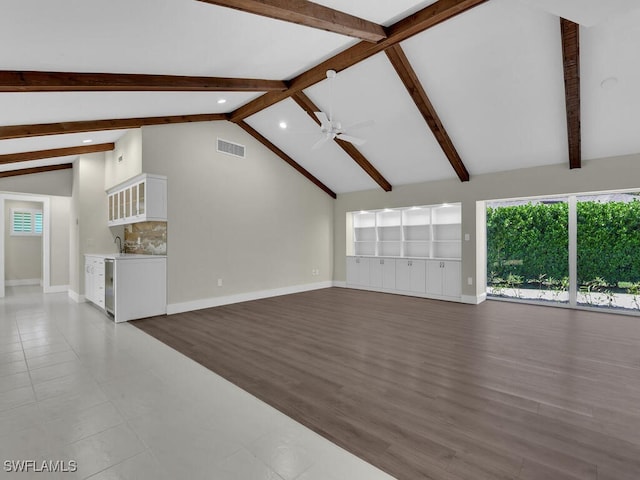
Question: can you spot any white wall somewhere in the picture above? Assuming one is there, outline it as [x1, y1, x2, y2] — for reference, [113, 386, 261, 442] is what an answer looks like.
[50, 196, 70, 287]
[0, 169, 72, 197]
[69, 154, 122, 297]
[333, 153, 640, 300]
[4, 200, 42, 283]
[141, 121, 334, 308]
[105, 129, 142, 190]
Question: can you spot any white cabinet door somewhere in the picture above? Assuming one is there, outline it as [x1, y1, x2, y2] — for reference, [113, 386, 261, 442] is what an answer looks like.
[426, 260, 443, 295]
[93, 260, 105, 308]
[443, 261, 461, 297]
[426, 260, 461, 297]
[370, 258, 384, 288]
[370, 258, 396, 289]
[396, 260, 410, 292]
[84, 257, 106, 308]
[84, 259, 94, 304]
[357, 257, 371, 286]
[382, 258, 396, 290]
[409, 259, 426, 293]
[346, 257, 370, 286]
[346, 257, 359, 285]
[396, 259, 425, 293]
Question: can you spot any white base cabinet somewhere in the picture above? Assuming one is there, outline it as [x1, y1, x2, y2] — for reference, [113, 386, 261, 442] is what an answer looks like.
[346, 256, 461, 302]
[84, 254, 166, 322]
[346, 256, 371, 286]
[395, 259, 426, 293]
[370, 258, 396, 290]
[426, 260, 461, 297]
[112, 256, 166, 323]
[85, 256, 105, 309]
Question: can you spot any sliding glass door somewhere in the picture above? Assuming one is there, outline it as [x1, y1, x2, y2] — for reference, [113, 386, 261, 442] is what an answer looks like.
[576, 193, 640, 310]
[486, 198, 569, 304]
[487, 191, 640, 314]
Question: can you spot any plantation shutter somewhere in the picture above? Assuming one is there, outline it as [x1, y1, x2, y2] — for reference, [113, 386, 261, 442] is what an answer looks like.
[11, 209, 43, 236]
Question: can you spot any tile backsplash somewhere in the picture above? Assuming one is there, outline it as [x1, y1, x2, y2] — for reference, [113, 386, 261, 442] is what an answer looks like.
[124, 221, 167, 255]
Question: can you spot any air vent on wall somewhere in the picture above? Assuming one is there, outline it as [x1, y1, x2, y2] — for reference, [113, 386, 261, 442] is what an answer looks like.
[217, 138, 246, 158]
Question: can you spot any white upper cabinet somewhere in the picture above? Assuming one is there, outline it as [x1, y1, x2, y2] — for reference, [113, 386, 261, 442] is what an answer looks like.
[107, 173, 167, 226]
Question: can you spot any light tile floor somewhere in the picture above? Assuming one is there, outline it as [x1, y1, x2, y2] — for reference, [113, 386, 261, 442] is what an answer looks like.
[0, 286, 395, 480]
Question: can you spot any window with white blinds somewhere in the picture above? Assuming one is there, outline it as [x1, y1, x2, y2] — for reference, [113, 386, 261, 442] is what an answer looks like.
[11, 209, 43, 236]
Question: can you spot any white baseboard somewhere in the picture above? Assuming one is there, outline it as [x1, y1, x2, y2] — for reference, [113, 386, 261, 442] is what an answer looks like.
[461, 293, 487, 305]
[332, 281, 347, 288]
[68, 290, 86, 303]
[167, 281, 333, 315]
[6, 278, 41, 286]
[44, 284, 69, 294]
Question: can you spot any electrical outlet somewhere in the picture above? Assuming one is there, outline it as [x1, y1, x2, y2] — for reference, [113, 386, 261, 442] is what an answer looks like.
[467, 277, 473, 285]
[464, 233, 470, 241]
[217, 278, 223, 287]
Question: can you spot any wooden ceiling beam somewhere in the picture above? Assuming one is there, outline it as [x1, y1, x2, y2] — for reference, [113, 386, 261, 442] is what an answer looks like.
[0, 114, 227, 141]
[0, 143, 115, 165]
[0, 163, 72, 179]
[230, 0, 489, 122]
[292, 92, 392, 191]
[561, 18, 581, 169]
[196, 0, 386, 43]
[385, 44, 469, 182]
[236, 120, 336, 198]
[0, 70, 287, 92]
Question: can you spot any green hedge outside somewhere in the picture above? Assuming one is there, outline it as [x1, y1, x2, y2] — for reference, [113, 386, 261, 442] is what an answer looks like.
[487, 200, 640, 286]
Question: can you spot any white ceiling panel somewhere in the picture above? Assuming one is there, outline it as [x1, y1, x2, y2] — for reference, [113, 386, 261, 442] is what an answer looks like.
[0, 92, 260, 126]
[0, 156, 76, 174]
[311, 0, 438, 26]
[304, 54, 456, 186]
[0, 0, 354, 80]
[246, 98, 378, 194]
[0, 131, 129, 155]
[518, 0, 640, 27]
[401, 0, 568, 176]
[582, 8, 640, 160]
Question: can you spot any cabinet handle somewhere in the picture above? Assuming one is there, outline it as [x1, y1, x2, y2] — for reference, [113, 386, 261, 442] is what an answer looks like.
[380, 259, 384, 265]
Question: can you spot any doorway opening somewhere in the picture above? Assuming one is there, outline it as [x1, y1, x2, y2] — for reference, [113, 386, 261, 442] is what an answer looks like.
[0, 194, 51, 299]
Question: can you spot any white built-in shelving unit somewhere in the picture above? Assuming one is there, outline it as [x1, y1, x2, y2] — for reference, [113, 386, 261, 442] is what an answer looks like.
[349, 203, 461, 260]
[346, 203, 462, 301]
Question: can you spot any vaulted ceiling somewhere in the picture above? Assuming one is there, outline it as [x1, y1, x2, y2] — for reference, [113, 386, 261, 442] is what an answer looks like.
[1, 0, 640, 195]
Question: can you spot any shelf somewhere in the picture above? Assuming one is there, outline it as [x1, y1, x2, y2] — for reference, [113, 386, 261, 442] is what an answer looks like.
[350, 203, 461, 260]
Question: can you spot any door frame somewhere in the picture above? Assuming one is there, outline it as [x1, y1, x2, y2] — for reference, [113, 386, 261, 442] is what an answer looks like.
[0, 193, 51, 298]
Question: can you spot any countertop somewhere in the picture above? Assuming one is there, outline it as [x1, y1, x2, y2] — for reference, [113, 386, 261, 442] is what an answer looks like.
[85, 253, 167, 260]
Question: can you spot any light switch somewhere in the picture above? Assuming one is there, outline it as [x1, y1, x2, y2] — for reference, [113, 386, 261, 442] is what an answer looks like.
[464, 233, 470, 241]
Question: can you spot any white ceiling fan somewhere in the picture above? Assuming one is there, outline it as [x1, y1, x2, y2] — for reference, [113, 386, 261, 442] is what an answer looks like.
[312, 69, 373, 150]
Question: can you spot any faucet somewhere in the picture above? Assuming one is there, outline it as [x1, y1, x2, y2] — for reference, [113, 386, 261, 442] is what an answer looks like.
[114, 236, 123, 254]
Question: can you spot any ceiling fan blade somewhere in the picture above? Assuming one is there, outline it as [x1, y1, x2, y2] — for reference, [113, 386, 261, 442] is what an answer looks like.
[312, 135, 332, 150]
[314, 111, 330, 129]
[336, 134, 366, 146]
[342, 119, 375, 132]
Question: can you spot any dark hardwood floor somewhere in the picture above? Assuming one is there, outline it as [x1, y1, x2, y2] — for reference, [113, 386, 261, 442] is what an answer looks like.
[132, 288, 640, 480]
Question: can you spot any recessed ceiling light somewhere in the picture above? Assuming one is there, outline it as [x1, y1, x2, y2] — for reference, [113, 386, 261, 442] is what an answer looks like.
[82, 139, 93, 144]
[279, 122, 287, 129]
[600, 77, 618, 90]
[217, 98, 227, 104]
